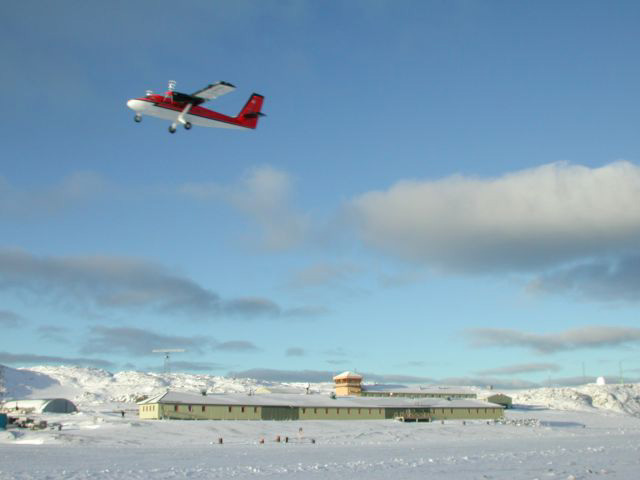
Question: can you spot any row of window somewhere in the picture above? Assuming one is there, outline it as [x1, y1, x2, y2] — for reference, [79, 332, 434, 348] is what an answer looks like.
[431, 408, 494, 414]
[163, 405, 497, 415]
[141, 405, 155, 412]
[301, 407, 383, 415]
[172, 405, 259, 414]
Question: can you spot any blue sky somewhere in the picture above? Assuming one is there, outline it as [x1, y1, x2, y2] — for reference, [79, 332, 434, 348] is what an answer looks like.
[2, 0, 640, 387]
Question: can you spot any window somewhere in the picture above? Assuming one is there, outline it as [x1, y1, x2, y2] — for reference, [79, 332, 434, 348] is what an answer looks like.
[337, 408, 340, 414]
[358, 408, 361, 414]
[202, 406, 205, 412]
[188, 405, 192, 412]
[254, 407, 258, 413]
[325, 408, 328, 414]
[174, 405, 178, 412]
[302, 408, 306, 414]
[241, 406, 245, 413]
[379, 409, 382, 414]
[347, 408, 351, 414]
[228, 406, 233, 413]
[368, 408, 371, 414]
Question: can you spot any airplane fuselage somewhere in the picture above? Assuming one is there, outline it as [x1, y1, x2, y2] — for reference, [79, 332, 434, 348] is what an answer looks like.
[127, 94, 246, 130]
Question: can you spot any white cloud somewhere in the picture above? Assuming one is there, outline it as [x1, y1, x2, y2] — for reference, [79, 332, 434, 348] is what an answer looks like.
[180, 166, 310, 250]
[350, 161, 640, 272]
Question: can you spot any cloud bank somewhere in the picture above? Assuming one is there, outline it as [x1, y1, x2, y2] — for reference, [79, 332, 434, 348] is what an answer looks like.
[81, 327, 214, 357]
[0, 171, 106, 217]
[350, 161, 640, 273]
[475, 363, 562, 376]
[0, 351, 113, 369]
[531, 254, 640, 302]
[466, 326, 640, 353]
[0, 248, 320, 320]
[0, 310, 25, 328]
[80, 326, 259, 357]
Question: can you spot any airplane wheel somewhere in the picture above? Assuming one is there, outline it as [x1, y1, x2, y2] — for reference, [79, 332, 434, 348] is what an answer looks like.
[169, 125, 177, 134]
[184, 122, 192, 130]
[134, 114, 142, 123]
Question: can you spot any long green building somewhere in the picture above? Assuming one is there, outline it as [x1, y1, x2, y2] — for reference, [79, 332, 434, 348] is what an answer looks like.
[138, 391, 504, 421]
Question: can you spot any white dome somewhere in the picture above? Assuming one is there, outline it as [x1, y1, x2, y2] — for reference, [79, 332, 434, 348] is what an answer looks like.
[596, 376, 606, 385]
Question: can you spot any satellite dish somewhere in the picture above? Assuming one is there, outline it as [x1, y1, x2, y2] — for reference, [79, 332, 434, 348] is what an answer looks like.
[596, 376, 606, 385]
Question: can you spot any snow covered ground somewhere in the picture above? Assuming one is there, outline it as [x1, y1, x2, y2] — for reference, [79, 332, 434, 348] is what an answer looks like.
[1, 365, 640, 479]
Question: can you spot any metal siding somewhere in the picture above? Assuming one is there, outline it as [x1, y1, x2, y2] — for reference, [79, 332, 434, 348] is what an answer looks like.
[141, 399, 502, 422]
[261, 406, 299, 421]
[298, 406, 385, 420]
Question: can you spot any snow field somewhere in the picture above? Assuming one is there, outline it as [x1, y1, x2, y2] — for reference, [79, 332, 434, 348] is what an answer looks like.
[2, 365, 640, 479]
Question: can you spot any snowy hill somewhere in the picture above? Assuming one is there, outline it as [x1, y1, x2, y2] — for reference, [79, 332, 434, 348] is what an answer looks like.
[3, 364, 640, 418]
[512, 383, 640, 416]
[1, 365, 334, 406]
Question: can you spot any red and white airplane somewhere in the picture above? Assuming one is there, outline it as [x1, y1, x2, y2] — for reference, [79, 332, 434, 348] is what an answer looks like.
[127, 80, 264, 133]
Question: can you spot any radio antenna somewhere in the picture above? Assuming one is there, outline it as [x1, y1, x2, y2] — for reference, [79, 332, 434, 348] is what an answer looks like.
[151, 349, 186, 374]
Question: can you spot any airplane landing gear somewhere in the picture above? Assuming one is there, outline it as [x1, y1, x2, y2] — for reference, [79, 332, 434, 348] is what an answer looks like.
[184, 122, 192, 130]
[168, 125, 177, 134]
[134, 114, 142, 123]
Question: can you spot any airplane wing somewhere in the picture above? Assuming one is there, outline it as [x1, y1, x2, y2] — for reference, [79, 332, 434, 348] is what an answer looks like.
[191, 81, 236, 101]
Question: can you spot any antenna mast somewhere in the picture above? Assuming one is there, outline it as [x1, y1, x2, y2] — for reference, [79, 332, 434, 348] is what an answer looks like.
[152, 349, 186, 374]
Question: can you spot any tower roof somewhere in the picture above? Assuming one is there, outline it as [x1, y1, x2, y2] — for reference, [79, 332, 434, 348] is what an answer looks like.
[333, 371, 363, 380]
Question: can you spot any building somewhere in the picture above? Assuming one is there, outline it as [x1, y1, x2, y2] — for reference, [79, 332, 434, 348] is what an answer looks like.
[361, 385, 477, 400]
[2, 398, 77, 414]
[483, 393, 512, 409]
[138, 391, 504, 421]
[333, 371, 363, 396]
[333, 371, 477, 400]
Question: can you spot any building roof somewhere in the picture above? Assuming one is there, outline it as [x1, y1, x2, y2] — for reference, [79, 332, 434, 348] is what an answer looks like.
[139, 391, 503, 410]
[362, 385, 476, 395]
[1, 398, 77, 413]
[333, 371, 363, 380]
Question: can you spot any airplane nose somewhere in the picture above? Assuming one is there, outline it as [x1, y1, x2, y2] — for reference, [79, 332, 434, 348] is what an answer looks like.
[127, 99, 148, 111]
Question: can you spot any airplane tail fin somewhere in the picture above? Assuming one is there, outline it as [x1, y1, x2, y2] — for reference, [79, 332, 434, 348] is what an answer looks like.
[235, 93, 265, 129]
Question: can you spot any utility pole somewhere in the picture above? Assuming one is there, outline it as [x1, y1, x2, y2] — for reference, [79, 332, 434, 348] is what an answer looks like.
[582, 362, 586, 385]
